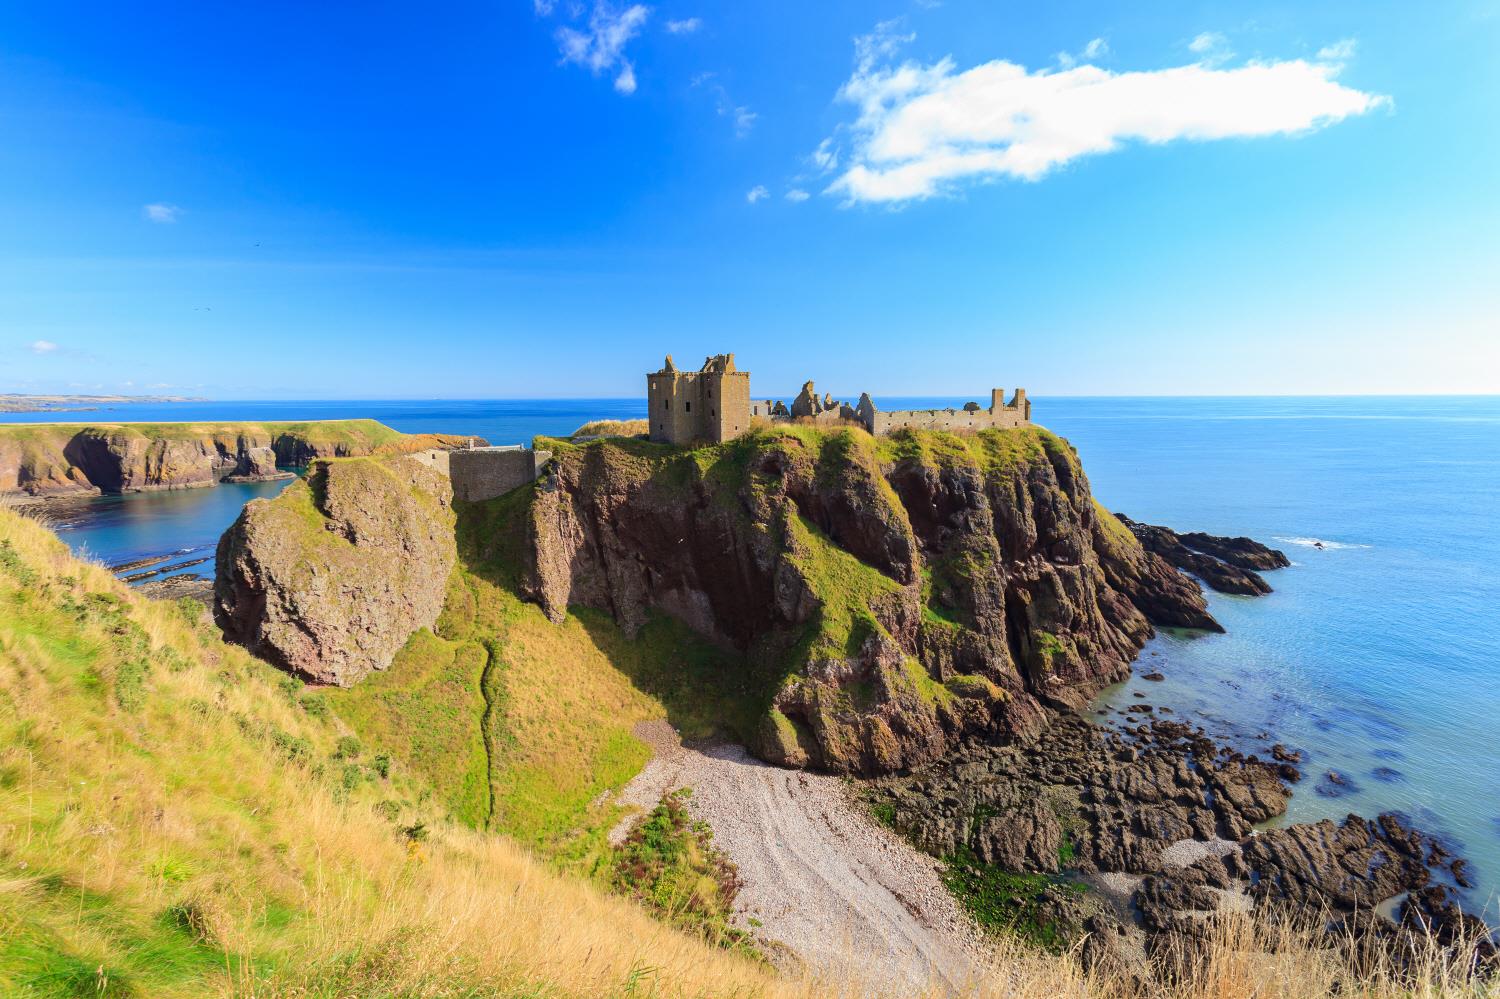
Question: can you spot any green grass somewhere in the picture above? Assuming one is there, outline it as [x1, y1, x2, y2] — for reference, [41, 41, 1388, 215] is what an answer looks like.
[940, 848, 1089, 954]
[0, 507, 797, 999]
[784, 513, 904, 660]
[324, 627, 493, 828]
[611, 790, 759, 959]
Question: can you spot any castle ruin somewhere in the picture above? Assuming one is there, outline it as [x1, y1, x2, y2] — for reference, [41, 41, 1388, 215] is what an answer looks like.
[647, 353, 753, 445]
[648, 353, 1030, 444]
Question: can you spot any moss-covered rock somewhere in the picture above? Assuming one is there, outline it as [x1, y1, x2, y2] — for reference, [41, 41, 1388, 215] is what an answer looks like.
[519, 425, 1218, 775]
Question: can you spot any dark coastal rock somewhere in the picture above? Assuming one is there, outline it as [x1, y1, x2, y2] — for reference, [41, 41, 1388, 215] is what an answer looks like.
[215, 456, 456, 686]
[868, 712, 1491, 971]
[1316, 770, 1362, 797]
[525, 428, 1221, 775]
[1115, 515, 1277, 595]
[1176, 531, 1291, 571]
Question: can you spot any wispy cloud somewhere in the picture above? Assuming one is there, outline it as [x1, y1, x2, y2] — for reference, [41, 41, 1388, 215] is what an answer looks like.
[556, 2, 650, 95]
[785, 189, 811, 202]
[746, 185, 769, 204]
[143, 203, 183, 223]
[1188, 31, 1232, 60]
[1057, 37, 1108, 69]
[820, 26, 1387, 205]
[730, 105, 757, 137]
[30, 339, 60, 354]
[692, 73, 756, 137]
[1317, 38, 1358, 63]
[665, 17, 701, 34]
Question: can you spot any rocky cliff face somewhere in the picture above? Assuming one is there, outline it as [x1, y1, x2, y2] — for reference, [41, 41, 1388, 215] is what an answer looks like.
[523, 427, 1218, 775]
[0, 420, 474, 499]
[215, 456, 456, 686]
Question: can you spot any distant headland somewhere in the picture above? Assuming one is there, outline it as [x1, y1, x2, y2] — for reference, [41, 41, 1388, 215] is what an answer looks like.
[0, 392, 209, 414]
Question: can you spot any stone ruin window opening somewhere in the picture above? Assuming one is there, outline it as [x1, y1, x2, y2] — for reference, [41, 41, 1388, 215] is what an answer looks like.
[685, 401, 692, 412]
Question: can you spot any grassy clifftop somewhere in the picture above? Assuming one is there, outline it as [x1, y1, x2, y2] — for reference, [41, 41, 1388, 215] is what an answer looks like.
[0, 419, 472, 498]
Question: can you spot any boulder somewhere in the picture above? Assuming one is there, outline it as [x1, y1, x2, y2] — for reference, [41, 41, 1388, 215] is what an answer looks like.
[215, 456, 456, 686]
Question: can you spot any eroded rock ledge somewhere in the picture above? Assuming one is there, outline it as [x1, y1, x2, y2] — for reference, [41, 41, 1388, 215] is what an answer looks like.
[1117, 516, 1289, 595]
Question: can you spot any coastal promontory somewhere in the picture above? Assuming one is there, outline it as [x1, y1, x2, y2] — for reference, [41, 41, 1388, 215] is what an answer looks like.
[0, 418, 473, 499]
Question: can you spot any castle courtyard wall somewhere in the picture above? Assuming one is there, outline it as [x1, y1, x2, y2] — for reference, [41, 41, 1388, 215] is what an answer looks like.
[448, 447, 551, 502]
[869, 407, 1029, 435]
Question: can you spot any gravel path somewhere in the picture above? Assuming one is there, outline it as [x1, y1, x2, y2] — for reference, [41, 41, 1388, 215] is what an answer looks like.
[611, 720, 990, 995]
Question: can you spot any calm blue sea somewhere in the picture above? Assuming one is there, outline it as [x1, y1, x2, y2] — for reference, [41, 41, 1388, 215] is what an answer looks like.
[8, 395, 1498, 905]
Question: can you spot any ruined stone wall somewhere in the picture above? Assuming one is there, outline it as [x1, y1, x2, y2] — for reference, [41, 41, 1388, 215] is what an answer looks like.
[407, 448, 451, 475]
[448, 447, 551, 502]
[863, 389, 1031, 435]
[869, 406, 1029, 434]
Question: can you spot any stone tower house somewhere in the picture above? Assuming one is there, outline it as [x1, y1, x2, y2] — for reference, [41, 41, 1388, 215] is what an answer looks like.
[647, 354, 752, 445]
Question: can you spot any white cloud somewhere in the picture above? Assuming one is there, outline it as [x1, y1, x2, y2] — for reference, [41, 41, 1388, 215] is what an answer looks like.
[556, 3, 649, 95]
[665, 17, 701, 34]
[1317, 38, 1357, 63]
[534, 0, 556, 14]
[785, 189, 811, 202]
[1188, 31, 1231, 58]
[823, 31, 1388, 204]
[746, 185, 769, 204]
[143, 203, 182, 223]
[30, 340, 59, 354]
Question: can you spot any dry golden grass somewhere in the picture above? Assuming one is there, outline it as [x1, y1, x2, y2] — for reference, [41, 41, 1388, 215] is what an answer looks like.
[0, 506, 1491, 998]
[572, 419, 650, 438]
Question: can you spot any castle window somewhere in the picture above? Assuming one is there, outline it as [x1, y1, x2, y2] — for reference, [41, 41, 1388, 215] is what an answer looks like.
[685, 401, 691, 412]
[664, 399, 670, 411]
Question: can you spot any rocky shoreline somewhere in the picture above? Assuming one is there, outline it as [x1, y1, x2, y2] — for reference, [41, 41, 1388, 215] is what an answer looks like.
[866, 707, 1493, 975]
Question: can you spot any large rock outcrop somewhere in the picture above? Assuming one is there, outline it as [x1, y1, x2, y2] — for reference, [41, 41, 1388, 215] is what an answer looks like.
[215, 456, 456, 685]
[1116, 515, 1288, 595]
[521, 426, 1221, 775]
[0, 420, 474, 499]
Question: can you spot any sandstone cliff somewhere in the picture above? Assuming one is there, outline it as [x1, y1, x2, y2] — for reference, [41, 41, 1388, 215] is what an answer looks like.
[521, 426, 1218, 775]
[215, 455, 456, 685]
[0, 419, 473, 499]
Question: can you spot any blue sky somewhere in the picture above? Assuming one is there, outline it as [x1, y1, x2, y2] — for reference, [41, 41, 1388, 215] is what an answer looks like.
[2, 0, 1497, 399]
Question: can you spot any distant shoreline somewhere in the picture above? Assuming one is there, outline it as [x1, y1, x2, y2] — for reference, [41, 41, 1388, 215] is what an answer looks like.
[0, 393, 209, 414]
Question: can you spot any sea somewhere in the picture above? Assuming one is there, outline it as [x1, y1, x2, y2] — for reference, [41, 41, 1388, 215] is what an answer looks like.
[6, 395, 1498, 906]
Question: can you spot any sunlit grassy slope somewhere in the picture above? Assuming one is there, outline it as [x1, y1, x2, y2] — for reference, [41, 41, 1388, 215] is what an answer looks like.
[0, 508, 794, 998]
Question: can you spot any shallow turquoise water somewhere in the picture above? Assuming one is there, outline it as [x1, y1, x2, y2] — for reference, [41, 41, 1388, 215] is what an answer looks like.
[13, 395, 1499, 905]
